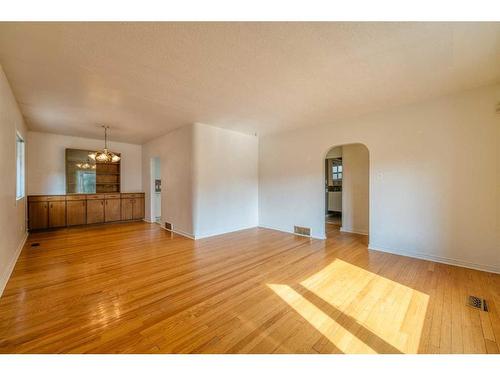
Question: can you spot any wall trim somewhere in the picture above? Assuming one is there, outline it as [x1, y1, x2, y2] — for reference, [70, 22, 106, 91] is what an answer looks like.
[161, 225, 196, 240]
[368, 243, 500, 275]
[193, 225, 258, 240]
[0, 232, 28, 297]
[340, 227, 369, 236]
[258, 225, 326, 240]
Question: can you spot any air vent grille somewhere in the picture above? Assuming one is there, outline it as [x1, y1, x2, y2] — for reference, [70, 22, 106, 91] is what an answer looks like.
[30, 242, 40, 247]
[294, 226, 311, 236]
[467, 295, 488, 312]
[164, 222, 172, 231]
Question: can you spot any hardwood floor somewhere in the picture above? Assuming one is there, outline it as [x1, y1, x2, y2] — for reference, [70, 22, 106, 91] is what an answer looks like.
[0, 222, 498, 353]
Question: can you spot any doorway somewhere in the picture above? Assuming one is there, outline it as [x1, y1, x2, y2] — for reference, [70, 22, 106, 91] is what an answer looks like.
[325, 146, 343, 227]
[151, 157, 161, 224]
[324, 144, 369, 238]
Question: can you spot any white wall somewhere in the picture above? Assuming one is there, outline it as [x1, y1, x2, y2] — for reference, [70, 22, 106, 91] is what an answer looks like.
[192, 123, 258, 238]
[142, 124, 195, 237]
[341, 144, 369, 235]
[0, 66, 28, 296]
[142, 123, 259, 239]
[27, 131, 142, 195]
[259, 84, 500, 273]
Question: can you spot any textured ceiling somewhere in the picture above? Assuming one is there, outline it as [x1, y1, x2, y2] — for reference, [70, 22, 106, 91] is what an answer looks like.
[0, 22, 499, 144]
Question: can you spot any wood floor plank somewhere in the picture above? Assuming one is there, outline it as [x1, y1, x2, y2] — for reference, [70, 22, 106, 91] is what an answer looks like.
[0, 221, 498, 353]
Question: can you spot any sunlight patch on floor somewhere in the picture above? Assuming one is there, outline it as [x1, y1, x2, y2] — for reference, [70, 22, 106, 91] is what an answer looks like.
[268, 258, 429, 353]
[267, 283, 376, 353]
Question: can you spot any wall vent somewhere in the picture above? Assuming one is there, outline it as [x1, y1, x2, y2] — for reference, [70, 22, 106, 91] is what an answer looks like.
[467, 295, 488, 312]
[294, 226, 311, 236]
[164, 222, 172, 231]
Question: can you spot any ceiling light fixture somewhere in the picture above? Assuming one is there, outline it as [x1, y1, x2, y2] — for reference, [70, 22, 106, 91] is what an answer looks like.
[88, 125, 121, 163]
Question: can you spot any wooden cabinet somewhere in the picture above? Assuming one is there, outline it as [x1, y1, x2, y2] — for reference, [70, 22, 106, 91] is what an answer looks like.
[121, 198, 133, 220]
[48, 201, 66, 228]
[132, 197, 145, 220]
[67, 200, 86, 226]
[28, 201, 48, 230]
[121, 194, 144, 221]
[105, 199, 121, 222]
[87, 199, 104, 224]
[28, 193, 144, 230]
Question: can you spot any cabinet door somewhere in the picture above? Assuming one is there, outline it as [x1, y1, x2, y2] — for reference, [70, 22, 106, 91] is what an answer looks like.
[49, 201, 66, 228]
[87, 199, 104, 224]
[132, 197, 145, 220]
[29, 202, 48, 230]
[67, 200, 86, 226]
[121, 198, 133, 220]
[105, 199, 121, 222]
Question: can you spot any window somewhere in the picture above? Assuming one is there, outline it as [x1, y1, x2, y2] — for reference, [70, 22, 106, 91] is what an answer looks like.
[332, 164, 342, 180]
[16, 132, 25, 200]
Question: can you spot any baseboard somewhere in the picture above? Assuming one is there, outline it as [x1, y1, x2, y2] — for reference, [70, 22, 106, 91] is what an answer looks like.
[143, 218, 162, 224]
[193, 225, 258, 240]
[340, 227, 369, 236]
[258, 225, 326, 240]
[368, 243, 500, 274]
[160, 225, 195, 240]
[0, 232, 28, 298]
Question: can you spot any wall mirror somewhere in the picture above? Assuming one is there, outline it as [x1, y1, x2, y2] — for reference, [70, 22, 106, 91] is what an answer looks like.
[65, 148, 121, 194]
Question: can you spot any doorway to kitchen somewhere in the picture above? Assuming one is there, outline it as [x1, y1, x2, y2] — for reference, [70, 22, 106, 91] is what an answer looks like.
[151, 157, 162, 224]
[324, 144, 369, 238]
[325, 146, 343, 227]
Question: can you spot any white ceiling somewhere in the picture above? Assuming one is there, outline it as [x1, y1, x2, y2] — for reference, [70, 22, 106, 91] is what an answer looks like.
[0, 22, 498, 144]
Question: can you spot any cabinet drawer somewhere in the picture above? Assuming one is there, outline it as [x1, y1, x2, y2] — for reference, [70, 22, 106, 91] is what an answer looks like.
[104, 193, 121, 199]
[66, 194, 87, 201]
[121, 193, 144, 198]
[86, 194, 105, 200]
[28, 195, 66, 202]
[28, 196, 48, 202]
[47, 196, 66, 202]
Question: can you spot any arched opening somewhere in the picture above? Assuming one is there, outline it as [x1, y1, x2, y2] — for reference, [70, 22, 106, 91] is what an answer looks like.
[324, 143, 369, 238]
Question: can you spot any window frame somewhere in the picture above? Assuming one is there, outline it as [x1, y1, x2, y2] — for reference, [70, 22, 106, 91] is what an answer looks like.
[16, 131, 25, 200]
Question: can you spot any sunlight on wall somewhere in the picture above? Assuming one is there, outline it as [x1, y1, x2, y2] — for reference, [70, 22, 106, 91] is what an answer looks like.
[268, 258, 429, 353]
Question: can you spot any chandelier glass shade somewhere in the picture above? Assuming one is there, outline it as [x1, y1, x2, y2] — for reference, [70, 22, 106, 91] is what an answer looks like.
[89, 126, 121, 163]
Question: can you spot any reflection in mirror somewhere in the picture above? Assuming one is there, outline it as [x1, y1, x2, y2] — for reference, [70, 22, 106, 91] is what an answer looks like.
[66, 149, 96, 194]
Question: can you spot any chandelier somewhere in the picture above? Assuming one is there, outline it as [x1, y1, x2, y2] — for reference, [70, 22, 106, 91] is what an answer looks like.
[88, 126, 121, 163]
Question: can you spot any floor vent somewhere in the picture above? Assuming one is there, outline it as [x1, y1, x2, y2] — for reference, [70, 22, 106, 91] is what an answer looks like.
[30, 242, 40, 247]
[294, 226, 311, 236]
[467, 295, 488, 312]
[164, 222, 172, 231]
